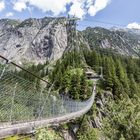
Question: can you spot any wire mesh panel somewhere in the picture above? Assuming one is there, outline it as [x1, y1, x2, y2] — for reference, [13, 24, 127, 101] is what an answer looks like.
[0, 65, 38, 123]
[0, 60, 96, 130]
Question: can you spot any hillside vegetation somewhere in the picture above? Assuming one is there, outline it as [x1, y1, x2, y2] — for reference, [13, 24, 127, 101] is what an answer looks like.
[83, 50, 140, 139]
[2, 46, 139, 140]
[38, 48, 140, 139]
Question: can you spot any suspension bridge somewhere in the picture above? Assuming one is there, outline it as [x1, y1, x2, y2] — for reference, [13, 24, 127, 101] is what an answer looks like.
[0, 55, 97, 139]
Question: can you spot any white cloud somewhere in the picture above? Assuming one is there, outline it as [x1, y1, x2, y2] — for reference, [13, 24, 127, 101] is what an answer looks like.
[13, 1, 27, 12]
[88, 0, 111, 16]
[13, 0, 71, 15]
[6, 12, 14, 17]
[12, 0, 111, 18]
[127, 22, 140, 30]
[27, 0, 71, 15]
[68, 1, 86, 19]
[86, 0, 93, 8]
[0, 0, 5, 12]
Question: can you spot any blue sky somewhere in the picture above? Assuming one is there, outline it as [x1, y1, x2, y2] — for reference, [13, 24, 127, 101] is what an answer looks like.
[0, 0, 140, 30]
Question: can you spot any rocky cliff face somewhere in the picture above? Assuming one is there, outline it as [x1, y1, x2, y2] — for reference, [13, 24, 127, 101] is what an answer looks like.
[1, 17, 140, 65]
[83, 27, 140, 57]
[0, 17, 68, 64]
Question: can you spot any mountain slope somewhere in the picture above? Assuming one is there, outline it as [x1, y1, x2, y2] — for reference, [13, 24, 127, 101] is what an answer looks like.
[1, 18, 140, 65]
[83, 27, 140, 57]
[0, 17, 68, 64]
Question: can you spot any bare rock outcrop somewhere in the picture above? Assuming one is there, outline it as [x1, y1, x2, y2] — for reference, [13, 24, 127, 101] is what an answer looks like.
[0, 18, 68, 64]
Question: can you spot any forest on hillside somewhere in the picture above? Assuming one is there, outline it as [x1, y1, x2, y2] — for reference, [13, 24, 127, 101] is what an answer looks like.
[49, 49, 140, 140]
[0, 48, 140, 140]
[83, 50, 140, 140]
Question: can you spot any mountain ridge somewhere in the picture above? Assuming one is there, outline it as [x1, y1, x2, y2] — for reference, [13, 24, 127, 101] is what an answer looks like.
[82, 27, 140, 57]
[0, 17, 69, 65]
[0, 17, 140, 65]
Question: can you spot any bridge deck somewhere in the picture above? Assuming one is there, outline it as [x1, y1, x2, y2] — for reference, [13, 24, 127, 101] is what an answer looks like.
[0, 85, 96, 139]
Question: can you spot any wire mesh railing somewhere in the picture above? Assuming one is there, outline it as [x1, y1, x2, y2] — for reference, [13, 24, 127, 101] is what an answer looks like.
[0, 56, 96, 131]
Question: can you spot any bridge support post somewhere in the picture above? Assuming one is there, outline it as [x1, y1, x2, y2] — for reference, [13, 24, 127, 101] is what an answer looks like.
[0, 66, 6, 79]
[0, 60, 11, 79]
[100, 67, 103, 79]
[9, 83, 17, 123]
[37, 88, 43, 120]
